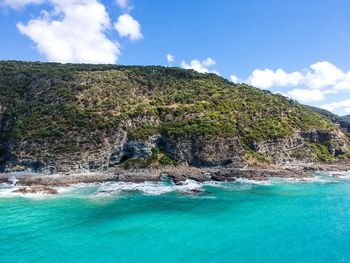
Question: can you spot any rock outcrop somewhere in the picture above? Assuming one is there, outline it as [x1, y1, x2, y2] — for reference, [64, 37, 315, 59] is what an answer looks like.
[0, 61, 348, 173]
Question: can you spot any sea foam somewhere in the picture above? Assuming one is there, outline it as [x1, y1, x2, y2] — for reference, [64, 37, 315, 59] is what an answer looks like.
[94, 179, 203, 197]
[1, 170, 350, 199]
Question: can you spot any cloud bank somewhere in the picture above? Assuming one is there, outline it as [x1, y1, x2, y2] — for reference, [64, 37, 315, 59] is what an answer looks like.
[236, 61, 350, 103]
[17, 0, 120, 64]
[322, 100, 350, 114]
[2, 0, 45, 9]
[181, 57, 218, 74]
[4, 0, 142, 64]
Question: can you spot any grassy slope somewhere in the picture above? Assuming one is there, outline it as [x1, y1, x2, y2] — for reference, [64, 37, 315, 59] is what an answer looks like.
[304, 105, 350, 136]
[0, 61, 341, 164]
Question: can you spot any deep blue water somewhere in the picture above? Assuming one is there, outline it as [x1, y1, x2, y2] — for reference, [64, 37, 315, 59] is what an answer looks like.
[0, 174, 350, 263]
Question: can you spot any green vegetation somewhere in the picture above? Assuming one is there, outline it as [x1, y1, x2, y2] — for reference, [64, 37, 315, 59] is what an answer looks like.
[307, 143, 334, 162]
[336, 154, 349, 160]
[159, 155, 174, 166]
[122, 148, 159, 169]
[245, 149, 271, 163]
[128, 125, 158, 140]
[121, 148, 179, 169]
[159, 152, 180, 166]
[0, 60, 345, 164]
[290, 150, 309, 160]
[304, 105, 350, 135]
[121, 158, 149, 169]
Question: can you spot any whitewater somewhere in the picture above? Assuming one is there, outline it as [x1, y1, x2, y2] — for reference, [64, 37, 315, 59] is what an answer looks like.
[0, 172, 350, 262]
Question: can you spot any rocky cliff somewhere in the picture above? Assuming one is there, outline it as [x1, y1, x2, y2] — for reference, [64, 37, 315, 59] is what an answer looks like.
[0, 61, 349, 173]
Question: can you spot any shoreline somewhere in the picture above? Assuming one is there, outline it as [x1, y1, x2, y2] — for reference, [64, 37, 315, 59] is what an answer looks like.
[1, 162, 350, 194]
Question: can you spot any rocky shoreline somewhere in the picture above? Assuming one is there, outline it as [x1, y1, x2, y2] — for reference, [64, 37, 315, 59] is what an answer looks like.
[1, 161, 350, 195]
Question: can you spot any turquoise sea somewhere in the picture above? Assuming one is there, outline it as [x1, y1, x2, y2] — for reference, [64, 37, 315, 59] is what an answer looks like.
[1, 173, 350, 263]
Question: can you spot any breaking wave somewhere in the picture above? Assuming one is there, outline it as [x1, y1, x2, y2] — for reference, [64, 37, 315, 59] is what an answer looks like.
[1, 170, 350, 198]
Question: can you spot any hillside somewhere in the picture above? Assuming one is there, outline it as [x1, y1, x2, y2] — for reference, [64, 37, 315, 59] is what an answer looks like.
[303, 106, 340, 122]
[304, 106, 350, 135]
[340, 115, 350, 125]
[0, 61, 349, 173]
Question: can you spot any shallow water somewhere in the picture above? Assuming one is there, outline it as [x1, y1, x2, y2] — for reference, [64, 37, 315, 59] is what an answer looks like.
[1, 173, 350, 263]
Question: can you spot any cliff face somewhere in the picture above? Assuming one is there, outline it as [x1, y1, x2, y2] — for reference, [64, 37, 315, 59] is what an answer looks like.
[0, 61, 349, 173]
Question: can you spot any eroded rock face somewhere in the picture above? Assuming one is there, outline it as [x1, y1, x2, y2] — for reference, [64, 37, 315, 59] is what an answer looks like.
[0, 148, 10, 173]
[108, 130, 128, 166]
[3, 128, 349, 173]
[0, 105, 5, 125]
[106, 133, 243, 168]
[108, 133, 159, 166]
[1, 62, 349, 173]
[253, 134, 310, 164]
[255, 130, 349, 164]
[158, 135, 244, 167]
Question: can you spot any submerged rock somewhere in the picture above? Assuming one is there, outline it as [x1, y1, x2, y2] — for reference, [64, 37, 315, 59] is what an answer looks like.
[168, 174, 187, 185]
[210, 174, 236, 182]
[187, 174, 210, 183]
[13, 186, 58, 195]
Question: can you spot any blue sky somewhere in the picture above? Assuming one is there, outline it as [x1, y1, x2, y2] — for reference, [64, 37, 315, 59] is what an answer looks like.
[1, 0, 350, 115]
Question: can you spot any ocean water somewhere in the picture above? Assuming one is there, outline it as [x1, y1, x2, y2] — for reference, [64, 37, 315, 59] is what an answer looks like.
[1, 173, 350, 263]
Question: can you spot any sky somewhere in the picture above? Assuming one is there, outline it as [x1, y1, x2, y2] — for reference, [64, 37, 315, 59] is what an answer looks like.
[1, 0, 350, 115]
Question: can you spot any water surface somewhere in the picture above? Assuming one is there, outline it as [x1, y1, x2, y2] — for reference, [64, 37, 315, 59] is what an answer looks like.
[1, 174, 350, 263]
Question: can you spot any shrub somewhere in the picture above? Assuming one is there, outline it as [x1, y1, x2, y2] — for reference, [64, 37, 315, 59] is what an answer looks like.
[308, 143, 333, 162]
[159, 155, 173, 166]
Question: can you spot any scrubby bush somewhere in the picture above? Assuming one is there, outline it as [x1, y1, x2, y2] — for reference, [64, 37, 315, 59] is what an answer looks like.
[0, 61, 343, 164]
[308, 143, 334, 162]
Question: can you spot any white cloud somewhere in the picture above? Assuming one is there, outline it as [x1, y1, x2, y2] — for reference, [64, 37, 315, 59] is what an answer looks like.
[306, 61, 345, 89]
[240, 61, 350, 103]
[5, 0, 145, 63]
[248, 68, 303, 89]
[166, 54, 174, 63]
[16, 0, 120, 64]
[202, 57, 215, 67]
[333, 72, 350, 91]
[246, 61, 349, 91]
[230, 74, 238, 83]
[114, 13, 142, 41]
[115, 0, 132, 10]
[322, 99, 350, 113]
[181, 57, 218, 74]
[1, 0, 45, 9]
[287, 89, 326, 102]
